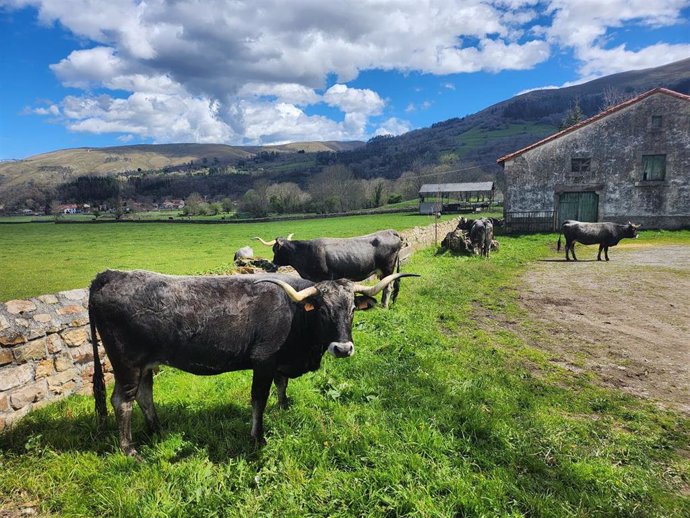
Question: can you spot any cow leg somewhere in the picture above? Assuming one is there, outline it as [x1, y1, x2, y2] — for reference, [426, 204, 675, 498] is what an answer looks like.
[570, 242, 578, 261]
[273, 374, 290, 409]
[136, 369, 161, 436]
[111, 376, 140, 458]
[250, 369, 274, 445]
[597, 244, 603, 261]
[605, 246, 610, 261]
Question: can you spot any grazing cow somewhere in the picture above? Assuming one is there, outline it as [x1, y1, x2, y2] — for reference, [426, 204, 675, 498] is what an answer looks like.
[89, 269, 417, 456]
[254, 230, 404, 307]
[233, 246, 254, 262]
[470, 218, 494, 257]
[557, 220, 641, 261]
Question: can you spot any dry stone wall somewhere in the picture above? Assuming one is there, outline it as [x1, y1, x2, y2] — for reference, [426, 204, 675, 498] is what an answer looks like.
[398, 218, 459, 262]
[0, 288, 112, 431]
[0, 218, 459, 430]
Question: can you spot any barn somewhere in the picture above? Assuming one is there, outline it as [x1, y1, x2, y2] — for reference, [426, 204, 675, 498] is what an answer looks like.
[497, 88, 690, 233]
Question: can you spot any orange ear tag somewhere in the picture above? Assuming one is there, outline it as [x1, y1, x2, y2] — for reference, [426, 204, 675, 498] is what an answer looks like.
[303, 302, 315, 312]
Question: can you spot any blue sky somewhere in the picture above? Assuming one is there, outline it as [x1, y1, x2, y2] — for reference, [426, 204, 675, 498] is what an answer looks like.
[1, 0, 689, 160]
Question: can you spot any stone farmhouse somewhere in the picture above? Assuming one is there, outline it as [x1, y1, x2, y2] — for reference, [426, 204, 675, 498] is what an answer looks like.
[497, 88, 690, 232]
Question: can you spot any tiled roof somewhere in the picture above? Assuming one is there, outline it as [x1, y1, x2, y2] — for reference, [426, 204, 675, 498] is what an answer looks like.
[496, 88, 690, 164]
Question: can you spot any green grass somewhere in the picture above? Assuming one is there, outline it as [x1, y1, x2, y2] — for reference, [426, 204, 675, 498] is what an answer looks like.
[0, 213, 455, 301]
[1, 230, 688, 517]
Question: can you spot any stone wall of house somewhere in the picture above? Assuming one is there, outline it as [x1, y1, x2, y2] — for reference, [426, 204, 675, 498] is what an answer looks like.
[0, 289, 112, 431]
[0, 218, 460, 430]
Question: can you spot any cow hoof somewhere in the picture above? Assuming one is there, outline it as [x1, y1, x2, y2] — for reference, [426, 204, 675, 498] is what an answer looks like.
[253, 436, 267, 447]
[277, 399, 290, 410]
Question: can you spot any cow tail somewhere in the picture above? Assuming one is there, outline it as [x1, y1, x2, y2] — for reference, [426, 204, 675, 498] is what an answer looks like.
[557, 234, 562, 252]
[89, 302, 108, 427]
[391, 255, 401, 303]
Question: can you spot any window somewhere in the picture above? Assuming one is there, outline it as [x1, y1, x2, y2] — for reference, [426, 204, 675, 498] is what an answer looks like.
[642, 154, 666, 181]
[651, 115, 662, 130]
[571, 157, 591, 174]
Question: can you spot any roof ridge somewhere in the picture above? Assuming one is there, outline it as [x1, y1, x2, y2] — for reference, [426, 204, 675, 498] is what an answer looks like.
[497, 88, 690, 164]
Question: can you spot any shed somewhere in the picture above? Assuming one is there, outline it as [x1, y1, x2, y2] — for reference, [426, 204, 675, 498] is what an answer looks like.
[418, 182, 495, 214]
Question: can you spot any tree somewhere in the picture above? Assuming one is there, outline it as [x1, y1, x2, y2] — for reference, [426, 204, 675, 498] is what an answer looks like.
[559, 99, 584, 131]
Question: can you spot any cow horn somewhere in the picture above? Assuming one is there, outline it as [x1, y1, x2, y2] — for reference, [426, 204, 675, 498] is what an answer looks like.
[255, 279, 319, 302]
[253, 236, 276, 246]
[286, 233, 294, 240]
[353, 273, 420, 296]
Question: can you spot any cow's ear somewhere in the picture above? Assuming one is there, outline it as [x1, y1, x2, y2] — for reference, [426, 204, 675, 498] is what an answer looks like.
[302, 300, 316, 312]
[354, 295, 377, 311]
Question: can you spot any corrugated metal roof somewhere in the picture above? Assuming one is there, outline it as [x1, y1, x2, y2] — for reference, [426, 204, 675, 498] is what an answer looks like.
[496, 88, 690, 164]
[419, 182, 494, 194]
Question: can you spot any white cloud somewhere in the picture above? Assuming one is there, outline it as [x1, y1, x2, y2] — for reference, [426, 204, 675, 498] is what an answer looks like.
[374, 117, 412, 137]
[323, 84, 384, 116]
[7, 0, 690, 145]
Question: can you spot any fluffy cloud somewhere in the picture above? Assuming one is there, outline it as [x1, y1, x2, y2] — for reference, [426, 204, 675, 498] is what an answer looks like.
[5, 0, 689, 145]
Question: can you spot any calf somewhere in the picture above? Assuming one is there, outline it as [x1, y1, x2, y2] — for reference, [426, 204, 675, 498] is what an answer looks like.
[89, 269, 417, 456]
[557, 220, 640, 261]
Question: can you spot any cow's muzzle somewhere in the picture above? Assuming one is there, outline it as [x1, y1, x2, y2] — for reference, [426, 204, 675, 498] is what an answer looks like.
[327, 341, 354, 358]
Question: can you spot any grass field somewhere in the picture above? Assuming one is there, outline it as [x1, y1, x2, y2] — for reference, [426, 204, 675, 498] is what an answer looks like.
[0, 213, 460, 301]
[0, 230, 688, 517]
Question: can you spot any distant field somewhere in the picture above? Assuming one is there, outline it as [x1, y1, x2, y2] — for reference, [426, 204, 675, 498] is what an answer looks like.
[0, 213, 456, 301]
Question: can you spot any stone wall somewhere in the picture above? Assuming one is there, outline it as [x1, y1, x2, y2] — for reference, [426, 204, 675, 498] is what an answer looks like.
[0, 218, 459, 430]
[0, 289, 112, 431]
[399, 218, 459, 262]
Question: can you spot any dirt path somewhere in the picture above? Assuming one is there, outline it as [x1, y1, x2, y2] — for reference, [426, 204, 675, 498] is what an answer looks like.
[518, 243, 690, 414]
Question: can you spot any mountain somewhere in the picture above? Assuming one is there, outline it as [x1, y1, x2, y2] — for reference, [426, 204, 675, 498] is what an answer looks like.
[2, 58, 689, 211]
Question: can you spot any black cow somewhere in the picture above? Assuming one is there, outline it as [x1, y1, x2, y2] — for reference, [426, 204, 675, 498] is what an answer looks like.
[470, 218, 494, 257]
[89, 269, 416, 456]
[254, 230, 404, 307]
[557, 220, 641, 261]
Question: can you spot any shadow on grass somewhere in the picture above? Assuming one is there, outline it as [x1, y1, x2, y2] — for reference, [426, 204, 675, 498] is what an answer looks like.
[538, 258, 599, 262]
[0, 399, 262, 463]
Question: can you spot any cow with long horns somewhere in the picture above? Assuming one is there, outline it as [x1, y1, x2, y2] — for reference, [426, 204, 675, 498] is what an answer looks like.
[89, 269, 417, 456]
[557, 220, 641, 261]
[254, 230, 404, 307]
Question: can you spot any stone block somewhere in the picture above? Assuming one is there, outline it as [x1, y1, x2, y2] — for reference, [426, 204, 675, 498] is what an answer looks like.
[32, 313, 53, 323]
[47, 369, 78, 392]
[38, 294, 59, 304]
[10, 380, 47, 410]
[51, 380, 77, 396]
[0, 314, 8, 331]
[54, 352, 73, 372]
[0, 348, 13, 366]
[62, 327, 89, 347]
[60, 289, 87, 301]
[0, 363, 34, 391]
[12, 337, 47, 363]
[0, 393, 9, 412]
[5, 300, 36, 314]
[72, 316, 90, 327]
[35, 358, 54, 378]
[0, 330, 26, 347]
[70, 342, 94, 364]
[58, 305, 85, 316]
[46, 333, 64, 353]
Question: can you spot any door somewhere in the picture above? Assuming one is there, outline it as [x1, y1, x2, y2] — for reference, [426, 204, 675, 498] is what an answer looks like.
[558, 192, 598, 226]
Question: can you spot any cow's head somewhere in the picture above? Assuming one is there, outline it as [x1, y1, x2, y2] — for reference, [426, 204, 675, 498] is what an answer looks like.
[626, 222, 642, 238]
[256, 273, 419, 357]
[254, 233, 294, 266]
